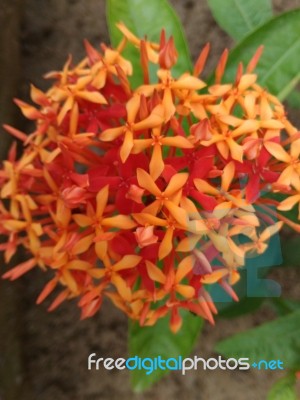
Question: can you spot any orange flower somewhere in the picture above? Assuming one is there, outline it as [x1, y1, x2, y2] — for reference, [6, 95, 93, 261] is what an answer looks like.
[136, 168, 189, 226]
[1, 22, 299, 333]
[132, 125, 193, 180]
[73, 185, 136, 259]
[100, 95, 164, 162]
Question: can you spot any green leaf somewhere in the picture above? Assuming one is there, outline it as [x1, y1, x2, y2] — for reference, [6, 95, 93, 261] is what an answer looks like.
[222, 10, 300, 101]
[271, 298, 300, 316]
[207, 0, 272, 41]
[106, 0, 192, 88]
[281, 237, 300, 267]
[267, 373, 297, 400]
[128, 310, 203, 392]
[215, 309, 300, 368]
[286, 89, 300, 108]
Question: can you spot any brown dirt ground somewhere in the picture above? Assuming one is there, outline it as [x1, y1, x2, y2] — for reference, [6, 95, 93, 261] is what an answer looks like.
[1, 0, 300, 399]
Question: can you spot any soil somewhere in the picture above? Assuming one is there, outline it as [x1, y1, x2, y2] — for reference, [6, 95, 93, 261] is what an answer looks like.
[1, 1, 300, 399]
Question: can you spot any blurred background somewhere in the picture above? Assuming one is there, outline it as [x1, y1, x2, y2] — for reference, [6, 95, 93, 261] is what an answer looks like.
[0, 0, 300, 399]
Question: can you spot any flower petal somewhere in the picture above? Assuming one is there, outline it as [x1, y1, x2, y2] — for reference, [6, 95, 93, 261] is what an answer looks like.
[102, 215, 136, 229]
[176, 255, 194, 282]
[137, 168, 161, 196]
[164, 173, 188, 197]
[145, 260, 166, 284]
[113, 255, 142, 272]
[158, 228, 173, 260]
[150, 144, 165, 181]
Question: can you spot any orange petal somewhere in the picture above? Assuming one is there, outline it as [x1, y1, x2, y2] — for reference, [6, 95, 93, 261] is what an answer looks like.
[145, 260, 166, 284]
[264, 142, 290, 162]
[216, 140, 230, 159]
[150, 144, 164, 181]
[201, 269, 228, 284]
[76, 91, 107, 104]
[57, 96, 74, 125]
[14, 99, 41, 119]
[120, 129, 134, 162]
[61, 270, 77, 293]
[176, 235, 200, 252]
[2, 258, 36, 280]
[277, 195, 300, 211]
[259, 221, 283, 242]
[175, 284, 195, 298]
[3, 124, 28, 141]
[88, 268, 106, 279]
[137, 168, 161, 196]
[2, 220, 27, 231]
[194, 178, 218, 195]
[232, 120, 259, 136]
[176, 255, 194, 282]
[132, 139, 152, 153]
[96, 185, 109, 218]
[260, 96, 273, 120]
[100, 126, 124, 141]
[164, 201, 188, 227]
[228, 138, 244, 162]
[112, 274, 132, 302]
[158, 228, 174, 260]
[30, 84, 49, 106]
[238, 74, 257, 91]
[134, 104, 164, 130]
[126, 94, 140, 123]
[113, 255, 142, 272]
[36, 277, 58, 304]
[116, 22, 140, 45]
[132, 212, 167, 226]
[221, 161, 235, 192]
[229, 270, 240, 285]
[172, 75, 206, 90]
[162, 88, 176, 121]
[260, 120, 284, 129]
[142, 199, 162, 216]
[73, 214, 93, 227]
[48, 289, 69, 312]
[67, 260, 92, 271]
[162, 136, 193, 148]
[164, 173, 188, 197]
[102, 215, 136, 229]
[95, 241, 108, 260]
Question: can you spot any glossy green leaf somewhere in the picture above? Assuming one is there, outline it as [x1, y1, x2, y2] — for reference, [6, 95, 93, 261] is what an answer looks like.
[222, 10, 300, 101]
[207, 0, 272, 41]
[106, 0, 192, 87]
[215, 309, 300, 368]
[267, 373, 297, 400]
[128, 310, 203, 392]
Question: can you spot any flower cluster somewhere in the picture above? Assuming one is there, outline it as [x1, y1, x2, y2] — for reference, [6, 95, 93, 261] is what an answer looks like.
[1, 24, 300, 332]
